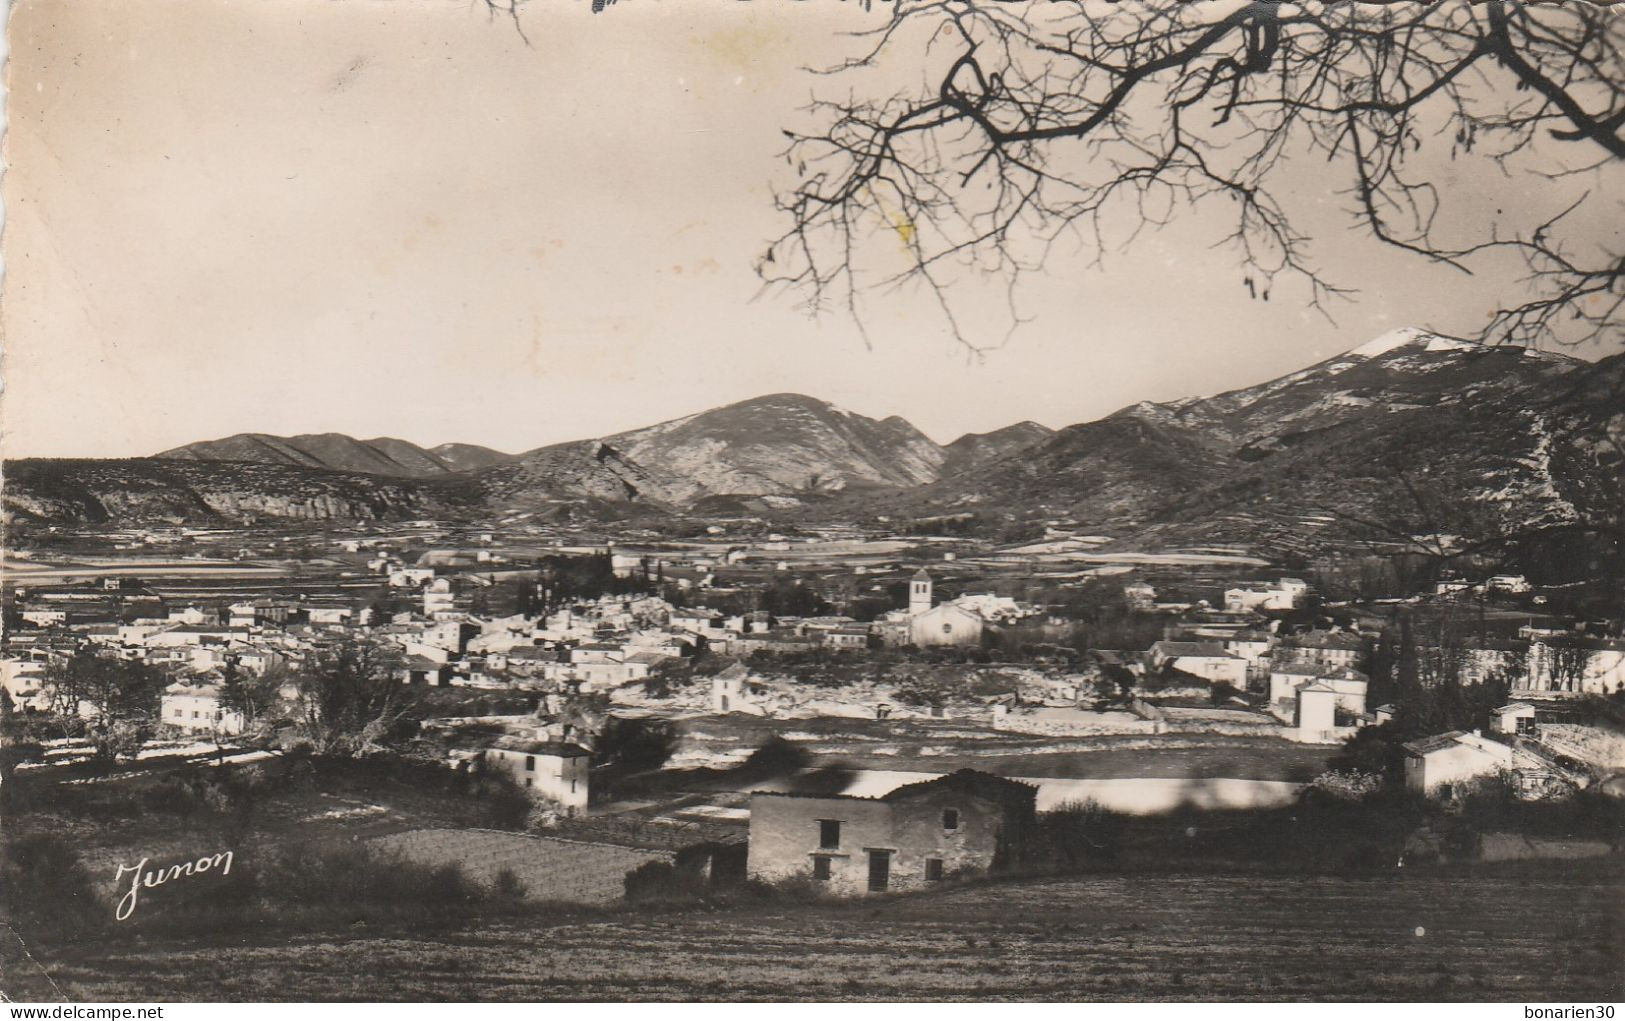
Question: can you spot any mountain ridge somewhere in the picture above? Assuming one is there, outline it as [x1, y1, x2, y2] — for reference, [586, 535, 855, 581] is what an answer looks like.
[13, 330, 1616, 580]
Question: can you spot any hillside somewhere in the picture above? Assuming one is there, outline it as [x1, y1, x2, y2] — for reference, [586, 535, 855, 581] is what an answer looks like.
[11, 333, 1619, 562]
[1, 458, 460, 525]
[158, 433, 460, 478]
[465, 440, 704, 512]
[596, 393, 946, 498]
[430, 443, 514, 472]
[886, 331, 1610, 568]
[940, 422, 1054, 476]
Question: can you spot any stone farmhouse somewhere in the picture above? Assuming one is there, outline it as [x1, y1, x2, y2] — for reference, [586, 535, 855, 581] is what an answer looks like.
[746, 769, 1037, 896]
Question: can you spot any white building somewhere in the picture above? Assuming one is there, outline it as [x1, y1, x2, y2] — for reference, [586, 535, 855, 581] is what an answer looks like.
[1486, 575, 1532, 594]
[1270, 663, 1367, 716]
[1, 659, 50, 711]
[1279, 629, 1365, 671]
[388, 567, 436, 588]
[711, 662, 774, 715]
[1149, 641, 1248, 688]
[1522, 640, 1625, 696]
[306, 605, 354, 625]
[909, 603, 986, 648]
[1491, 702, 1539, 737]
[160, 682, 246, 736]
[1223, 578, 1305, 613]
[1402, 730, 1518, 797]
[423, 577, 456, 617]
[481, 740, 590, 815]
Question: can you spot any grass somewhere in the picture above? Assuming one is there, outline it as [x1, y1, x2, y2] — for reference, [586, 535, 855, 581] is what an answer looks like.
[6, 860, 1619, 1001]
[3, 754, 524, 883]
[371, 829, 670, 905]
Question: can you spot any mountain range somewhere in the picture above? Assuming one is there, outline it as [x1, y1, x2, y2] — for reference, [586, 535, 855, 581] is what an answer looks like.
[156, 434, 515, 477]
[7, 328, 1621, 571]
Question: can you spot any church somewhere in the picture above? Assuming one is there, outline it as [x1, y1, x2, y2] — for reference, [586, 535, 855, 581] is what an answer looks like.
[887, 569, 987, 648]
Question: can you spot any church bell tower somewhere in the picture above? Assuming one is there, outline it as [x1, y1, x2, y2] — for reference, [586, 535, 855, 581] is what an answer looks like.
[909, 568, 933, 616]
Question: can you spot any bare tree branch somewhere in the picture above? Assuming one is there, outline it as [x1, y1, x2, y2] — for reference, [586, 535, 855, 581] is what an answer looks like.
[761, 0, 1623, 352]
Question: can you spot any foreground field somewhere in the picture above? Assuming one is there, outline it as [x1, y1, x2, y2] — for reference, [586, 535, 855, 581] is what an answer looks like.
[11, 863, 1620, 1001]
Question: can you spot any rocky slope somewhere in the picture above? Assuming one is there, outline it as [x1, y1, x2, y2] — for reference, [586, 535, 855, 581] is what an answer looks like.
[595, 393, 947, 497]
[1, 458, 458, 525]
[886, 330, 1611, 568]
[940, 422, 1055, 477]
[464, 440, 703, 511]
[429, 443, 514, 472]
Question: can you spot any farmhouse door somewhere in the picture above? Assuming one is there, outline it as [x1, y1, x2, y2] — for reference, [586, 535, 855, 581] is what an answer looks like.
[867, 850, 891, 892]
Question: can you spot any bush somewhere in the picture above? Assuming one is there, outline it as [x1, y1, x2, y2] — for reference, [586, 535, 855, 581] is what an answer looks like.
[732, 737, 810, 782]
[1031, 800, 1126, 871]
[492, 868, 528, 902]
[474, 770, 534, 830]
[121, 839, 493, 936]
[624, 860, 700, 903]
[595, 718, 677, 771]
[0, 834, 104, 944]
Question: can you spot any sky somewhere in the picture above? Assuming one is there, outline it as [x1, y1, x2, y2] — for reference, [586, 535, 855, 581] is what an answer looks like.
[4, 0, 1620, 459]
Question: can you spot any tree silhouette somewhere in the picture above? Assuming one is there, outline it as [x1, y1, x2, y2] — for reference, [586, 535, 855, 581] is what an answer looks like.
[293, 642, 413, 755]
[761, 1, 1621, 350]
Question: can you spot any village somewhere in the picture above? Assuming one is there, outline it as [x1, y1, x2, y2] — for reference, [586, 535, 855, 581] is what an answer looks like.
[4, 517, 1623, 911]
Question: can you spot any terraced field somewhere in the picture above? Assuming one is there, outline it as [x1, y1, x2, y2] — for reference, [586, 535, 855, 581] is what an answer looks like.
[12, 864, 1620, 1001]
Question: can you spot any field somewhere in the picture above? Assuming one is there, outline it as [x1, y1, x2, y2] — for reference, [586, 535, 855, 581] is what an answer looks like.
[370, 829, 671, 905]
[8, 862, 1620, 1001]
[680, 714, 1337, 782]
[4, 756, 519, 883]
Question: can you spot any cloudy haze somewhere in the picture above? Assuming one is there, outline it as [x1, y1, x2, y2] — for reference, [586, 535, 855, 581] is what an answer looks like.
[4, 0, 1618, 459]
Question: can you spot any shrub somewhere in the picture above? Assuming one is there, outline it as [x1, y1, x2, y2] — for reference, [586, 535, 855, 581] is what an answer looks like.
[0, 834, 104, 945]
[1031, 799, 1126, 870]
[492, 868, 528, 902]
[624, 861, 687, 902]
[476, 771, 534, 830]
[1309, 769, 1387, 802]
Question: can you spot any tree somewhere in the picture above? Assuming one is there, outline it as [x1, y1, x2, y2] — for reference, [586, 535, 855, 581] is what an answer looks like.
[42, 652, 165, 764]
[292, 642, 414, 755]
[1381, 606, 1515, 738]
[217, 660, 283, 733]
[762, 1, 1621, 350]
[758, 577, 834, 618]
[594, 716, 677, 772]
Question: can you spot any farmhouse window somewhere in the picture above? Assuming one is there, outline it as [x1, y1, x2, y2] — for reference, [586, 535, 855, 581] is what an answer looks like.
[812, 856, 832, 881]
[525, 755, 536, 771]
[942, 809, 959, 831]
[942, 624, 953, 635]
[925, 858, 944, 881]
[819, 819, 841, 849]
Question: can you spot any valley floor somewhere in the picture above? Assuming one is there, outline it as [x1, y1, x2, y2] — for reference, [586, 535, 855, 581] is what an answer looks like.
[7, 862, 1620, 1002]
